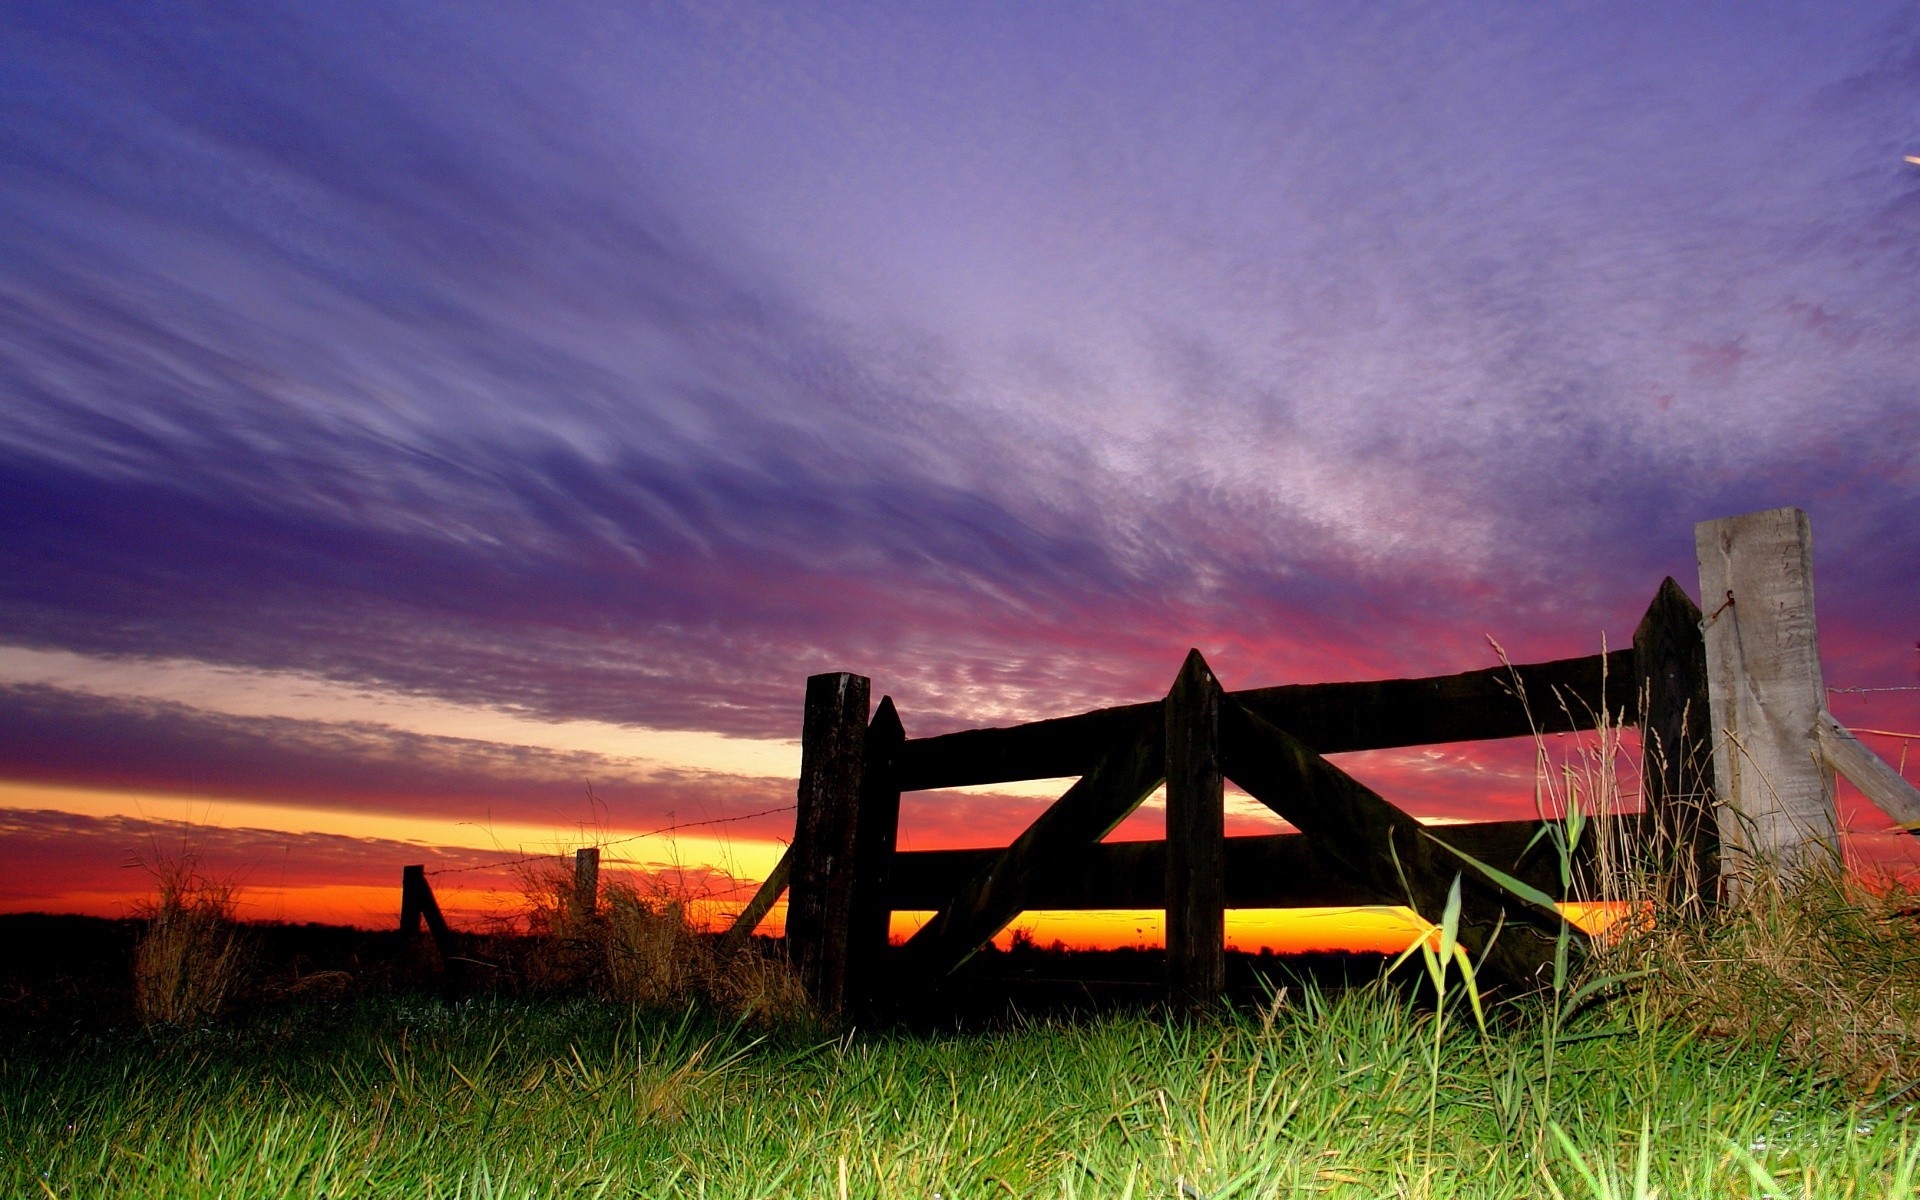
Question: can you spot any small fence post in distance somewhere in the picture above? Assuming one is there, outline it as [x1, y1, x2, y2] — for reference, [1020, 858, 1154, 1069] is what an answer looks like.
[1695, 507, 1839, 895]
[785, 671, 871, 1020]
[1166, 649, 1226, 1009]
[573, 847, 600, 922]
[399, 864, 453, 961]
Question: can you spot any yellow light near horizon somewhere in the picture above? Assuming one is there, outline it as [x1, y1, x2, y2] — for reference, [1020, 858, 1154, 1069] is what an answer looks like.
[0, 779, 788, 882]
[5, 779, 1636, 950]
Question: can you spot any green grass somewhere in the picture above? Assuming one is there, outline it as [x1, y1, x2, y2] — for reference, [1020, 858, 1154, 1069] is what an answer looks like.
[6, 981, 1915, 1199]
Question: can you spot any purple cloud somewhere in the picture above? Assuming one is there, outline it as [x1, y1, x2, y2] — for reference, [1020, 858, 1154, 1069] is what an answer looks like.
[0, 0, 1913, 776]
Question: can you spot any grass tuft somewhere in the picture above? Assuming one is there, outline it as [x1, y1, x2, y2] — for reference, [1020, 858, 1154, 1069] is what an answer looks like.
[521, 860, 809, 1026]
[131, 855, 250, 1028]
[1608, 862, 1920, 1095]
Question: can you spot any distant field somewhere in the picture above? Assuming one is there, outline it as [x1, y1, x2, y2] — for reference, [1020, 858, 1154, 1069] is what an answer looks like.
[6, 983, 1913, 1199]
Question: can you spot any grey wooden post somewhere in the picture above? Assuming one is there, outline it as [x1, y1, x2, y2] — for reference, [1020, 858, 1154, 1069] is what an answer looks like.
[1695, 507, 1839, 894]
[572, 847, 600, 920]
[785, 671, 870, 1019]
[1632, 577, 1719, 911]
[1166, 649, 1226, 1008]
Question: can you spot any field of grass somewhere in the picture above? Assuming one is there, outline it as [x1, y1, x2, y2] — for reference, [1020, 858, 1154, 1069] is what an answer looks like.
[7, 975, 1917, 1200]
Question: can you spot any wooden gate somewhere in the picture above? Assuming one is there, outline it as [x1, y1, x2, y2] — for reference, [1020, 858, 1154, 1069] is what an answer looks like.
[730, 577, 1715, 1018]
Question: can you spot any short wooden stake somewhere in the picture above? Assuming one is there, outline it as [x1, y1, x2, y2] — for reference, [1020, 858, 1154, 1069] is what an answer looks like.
[573, 847, 600, 921]
[785, 671, 871, 1020]
[1633, 577, 1719, 911]
[1695, 507, 1839, 893]
[399, 864, 453, 960]
[1166, 649, 1226, 1008]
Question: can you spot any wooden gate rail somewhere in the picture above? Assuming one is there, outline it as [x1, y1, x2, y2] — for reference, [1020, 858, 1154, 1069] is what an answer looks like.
[894, 650, 1636, 792]
[898, 723, 1165, 989]
[884, 814, 1649, 910]
[1220, 695, 1563, 987]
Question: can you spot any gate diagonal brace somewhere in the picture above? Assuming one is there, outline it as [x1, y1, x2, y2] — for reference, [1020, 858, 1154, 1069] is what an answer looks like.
[1220, 698, 1576, 988]
[899, 716, 1166, 985]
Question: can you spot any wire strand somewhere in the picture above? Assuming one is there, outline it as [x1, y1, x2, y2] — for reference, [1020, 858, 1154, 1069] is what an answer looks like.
[425, 803, 796, 877]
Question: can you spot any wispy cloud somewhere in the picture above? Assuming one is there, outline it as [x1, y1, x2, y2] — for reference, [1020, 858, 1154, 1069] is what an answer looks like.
[1, 3, 1916, 926]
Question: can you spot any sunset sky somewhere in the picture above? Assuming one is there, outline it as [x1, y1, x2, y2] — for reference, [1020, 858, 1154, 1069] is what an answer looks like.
[3, 2, 1917, 952]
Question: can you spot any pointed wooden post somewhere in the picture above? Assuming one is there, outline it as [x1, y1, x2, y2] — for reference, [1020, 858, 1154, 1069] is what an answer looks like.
[1633, 577, 1719, 911]
[849, 696, 905, 1016]
[572, 848, 600, 921]
[1696, 508, 1839, 894]
[785, 671, 870, 1020]
[1166, 649, 1226, 1008]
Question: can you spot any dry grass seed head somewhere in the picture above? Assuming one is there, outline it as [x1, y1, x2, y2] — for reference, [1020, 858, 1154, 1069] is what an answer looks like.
[133, 855, 249, 1027]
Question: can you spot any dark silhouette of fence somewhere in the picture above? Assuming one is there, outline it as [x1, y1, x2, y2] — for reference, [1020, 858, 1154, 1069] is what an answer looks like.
[397, 507, 1920, 1021]
[732, 576, 1716, 1019]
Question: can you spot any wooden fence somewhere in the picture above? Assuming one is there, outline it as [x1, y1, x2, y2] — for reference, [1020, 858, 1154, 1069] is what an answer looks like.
[390, 506, 1920, 1019]
[727, 574, 1720, 1018]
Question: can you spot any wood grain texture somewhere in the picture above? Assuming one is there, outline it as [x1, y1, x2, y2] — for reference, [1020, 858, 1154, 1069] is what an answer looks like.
[785, 671, 870, 1019]
[1221, 699, 1571, 987]
[1696, 508, 1839, 890]
[1633, 576, 1719, 910]
[1165, 649, 1226, 1007]
[899, 719, 1165, 983]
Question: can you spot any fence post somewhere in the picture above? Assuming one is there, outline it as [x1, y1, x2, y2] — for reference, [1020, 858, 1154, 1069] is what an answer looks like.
[786, 671, 871, 1020]
[573, 847, 600, 921]
[399, 864, 453, 960]
[1633, 577, 1719, 911]
[1166, 649, 1226, 1008]
[848, 696, 905, 1017]
[1695, 507, 1839, 895]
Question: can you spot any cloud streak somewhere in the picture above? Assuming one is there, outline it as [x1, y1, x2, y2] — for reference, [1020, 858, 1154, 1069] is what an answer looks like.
[2, 2, 1917, 927]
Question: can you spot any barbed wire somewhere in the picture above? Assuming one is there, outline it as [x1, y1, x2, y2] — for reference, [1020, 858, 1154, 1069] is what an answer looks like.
[1830, 685, 1920, 694]
[425, 803, 796, 878]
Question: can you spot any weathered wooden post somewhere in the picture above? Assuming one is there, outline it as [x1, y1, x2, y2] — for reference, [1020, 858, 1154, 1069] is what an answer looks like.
[1695, 507, 1839, 894]
[848, 697, 905, 1016]
[1166, 649, 1226, 1008]
[572, 847, 600, 921]
[1633, 577, 1719, 910]
[785, 671, 870, 1019]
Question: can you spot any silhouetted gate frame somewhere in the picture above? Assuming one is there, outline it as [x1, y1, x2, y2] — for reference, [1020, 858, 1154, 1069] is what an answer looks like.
[729, 577, 1716, 1018]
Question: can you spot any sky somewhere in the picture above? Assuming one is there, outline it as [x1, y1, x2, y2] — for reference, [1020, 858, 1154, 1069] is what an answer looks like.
[2, 1, 1917, 951]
